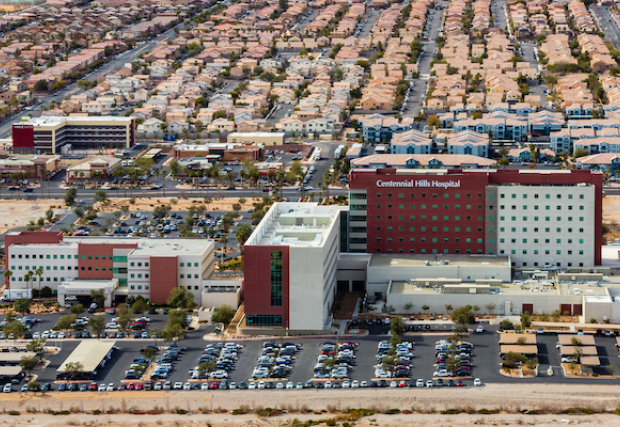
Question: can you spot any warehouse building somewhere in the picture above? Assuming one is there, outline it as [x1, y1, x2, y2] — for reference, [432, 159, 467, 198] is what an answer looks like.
[12, 116, 135, 154]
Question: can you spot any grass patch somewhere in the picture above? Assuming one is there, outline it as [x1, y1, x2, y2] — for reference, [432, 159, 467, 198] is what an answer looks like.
[478, 408, 499, 414]
[441, 408, 461, 414]
[257, 407, 283, 417]
[7, 411, 19, 416]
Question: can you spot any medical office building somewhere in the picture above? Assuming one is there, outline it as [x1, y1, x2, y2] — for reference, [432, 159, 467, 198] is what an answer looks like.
[346, 168, 603, 269]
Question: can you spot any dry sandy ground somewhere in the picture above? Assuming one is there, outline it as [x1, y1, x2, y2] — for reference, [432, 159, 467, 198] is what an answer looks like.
[2, 413, 620, 427]
[96, 197, 259, 214]
[603, 195, 620, 223]
[2, 384, 620, 426]
[0, 200, 66, 234]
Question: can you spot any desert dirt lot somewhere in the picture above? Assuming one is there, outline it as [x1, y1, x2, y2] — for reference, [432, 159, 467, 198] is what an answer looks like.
[3, 384, 620, 426]
[0, 200, 66, 234]
[95, 196, 257, 213]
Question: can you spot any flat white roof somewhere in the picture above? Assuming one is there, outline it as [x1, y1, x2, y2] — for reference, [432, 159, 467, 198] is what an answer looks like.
[22, 116, 132, 127]
[57, 341, 116, 373]
[246, 202, 345, 247]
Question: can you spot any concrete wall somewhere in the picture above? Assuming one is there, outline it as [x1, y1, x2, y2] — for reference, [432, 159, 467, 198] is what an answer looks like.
[367, 263, 511, 284]
[385, 292, 583, 316]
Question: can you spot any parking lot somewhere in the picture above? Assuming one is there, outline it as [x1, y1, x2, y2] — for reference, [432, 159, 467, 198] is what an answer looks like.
[9, 316, 620, 393]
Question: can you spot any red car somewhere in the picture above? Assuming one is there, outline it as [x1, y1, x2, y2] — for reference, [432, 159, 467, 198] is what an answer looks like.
[398, 380, 407, 387]
[88, 382, 98, 391]
[118, 383, 127, 391]
[135, 383, 143, 391]
[456, 380, 465, 387]
[209, 382, 219, 390]
[127, 382, 135, 390]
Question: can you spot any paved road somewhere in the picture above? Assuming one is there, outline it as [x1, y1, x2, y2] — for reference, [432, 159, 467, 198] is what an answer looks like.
[521, 45, 548, 108]
[402, 5, 445, 119]
[593, 5, 620, 46]
[491, 0, 507, 31]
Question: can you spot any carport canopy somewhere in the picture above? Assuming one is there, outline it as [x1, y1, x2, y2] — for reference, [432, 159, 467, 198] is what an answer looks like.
[499, 333, 537, 345]
[0, 366, 22, 376]
[581, 356, 601, 366]
[57, 341, 116, 373]
[500, 345, 538, 355]
[559, 346, 598, 356]
[557, 334, 596, 346]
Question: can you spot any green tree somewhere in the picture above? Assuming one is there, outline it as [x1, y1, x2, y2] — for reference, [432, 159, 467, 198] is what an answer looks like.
[3, 321, 25, 339]
[390, 316, 404, 338]
[451, 305, 475, 325]
[88, 315, 106, 338]
[167, 287, 195, 308]
[69, 303, 84, 315]
[56, 314, 77, 330]
[14, 298, 31, 316]
[26, 337, 46, 354]
[520, 312, 532, 328]
[162, 322, 186, 343]
[27, 380, 41, 394]
[34, 80, 48, 92]
[485, 303, 496, 314]
[117, 304, 132, 332]
[574, 147, 590, 158]
[64, 361, 84, 380]
[93, 190, 108, 204]
[197, 361, 217, 378]
[20, 355, 39, 373]
[90, 289, 105, 308]
[142, 346, 158, 363]
[65, 188, 77, 206]
[212, 305, 236, 330]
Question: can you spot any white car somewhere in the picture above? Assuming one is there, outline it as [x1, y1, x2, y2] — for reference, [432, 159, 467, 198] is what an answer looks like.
[562, 357, 578, 363]
[57, 332, 66, 339]
[360, 381, 368, 388]
[351, 380, 359, 388]
[249, 382, 257, 390]
[173, 382, 183, 390]
[475, 326, 484, 333]
[286, 382, 294, 389]
[209, 370, 228, 379]
[389, 381, 398, 388]
[252, 367, 269, 378]
[416, 379, 425, 387]
[183, 382, 191, 390]
[106, 383, 115, 392]
[229, 382, 236, 390]
[32, 332, 40, 339]
[342, 380, 350, 388]
[257, 381, 266, 390]
[3, 383, 12, 393]
[434, 369, 451, 378]
[474, 378, 482, 387]
[106, 322, 119, 329]
[426, 380, 433, 388]
[276, 382, 284, 390]
[201, 382, 210, 391]
[324, 381, 332, 389]
[98, 383, 106, 392]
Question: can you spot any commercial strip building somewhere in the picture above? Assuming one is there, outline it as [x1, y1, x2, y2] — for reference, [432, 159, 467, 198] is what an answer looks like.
[4, 231, 215, 304]
[12, 116, 135, 154]
[0, 154, 61, 179]
[65, 155, 122, 182]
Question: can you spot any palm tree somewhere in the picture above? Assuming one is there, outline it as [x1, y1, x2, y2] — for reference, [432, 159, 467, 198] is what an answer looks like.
[24, 271, 33, 296]
[3, 269, 12, 288]
[276, 171, 285, 200]
[34, 268, 43, 302]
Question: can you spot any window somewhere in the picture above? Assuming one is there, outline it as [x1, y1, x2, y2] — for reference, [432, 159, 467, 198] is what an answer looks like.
[194, 263, 199, 267]
[246, 315, 282, 327]
[270, 251, 283, 307]
[130, 262, 134, 267]
[180, 262, 185, 267]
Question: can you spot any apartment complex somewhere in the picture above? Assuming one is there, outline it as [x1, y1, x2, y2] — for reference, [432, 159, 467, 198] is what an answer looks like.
[12, 116, 134, 154]
[242, 203, 347, 332]
[346, 169, 603, 268]
[4, 232, 214, 304]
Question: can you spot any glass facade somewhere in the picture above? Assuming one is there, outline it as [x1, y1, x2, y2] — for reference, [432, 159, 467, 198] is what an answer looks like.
[270, 251, 283, 307]
[113, 256, 128, 263]
[246, 314, 282, 327]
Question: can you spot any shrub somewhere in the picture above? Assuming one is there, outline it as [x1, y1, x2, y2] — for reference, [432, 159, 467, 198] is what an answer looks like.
[92, 409, 102, 415]
[8, 411, 19, 416]
[441, 408, 461, 414]
[613, 407, 620, 415]
[231, 408, 247, 415]
[325, 419, 336, 426]
[177, 408, 189, 414]
[478, 408, 499, 414]
[385, 408, 401, 414]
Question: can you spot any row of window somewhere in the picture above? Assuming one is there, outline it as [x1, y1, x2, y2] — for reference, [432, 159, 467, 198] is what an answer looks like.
[499, 193, 585, 200]
[375, 215, 480, 221]
[500, 227, 585, 233]
[498, 238, 584, 244]
[499, 205, 585, 211]
[376, 204, 482, 210]
[377, 193, 483, 199]
[129, 285, 150, 290]
[376, 249, 484, 254]
[500, 249, 585, 255]
[129, 273, 150, 279]
[377, 226, 482, 232]
[377, 237, 484, 243]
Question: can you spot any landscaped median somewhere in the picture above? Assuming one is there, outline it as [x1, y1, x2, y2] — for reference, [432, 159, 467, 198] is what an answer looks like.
[499, 333, 539, 378]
